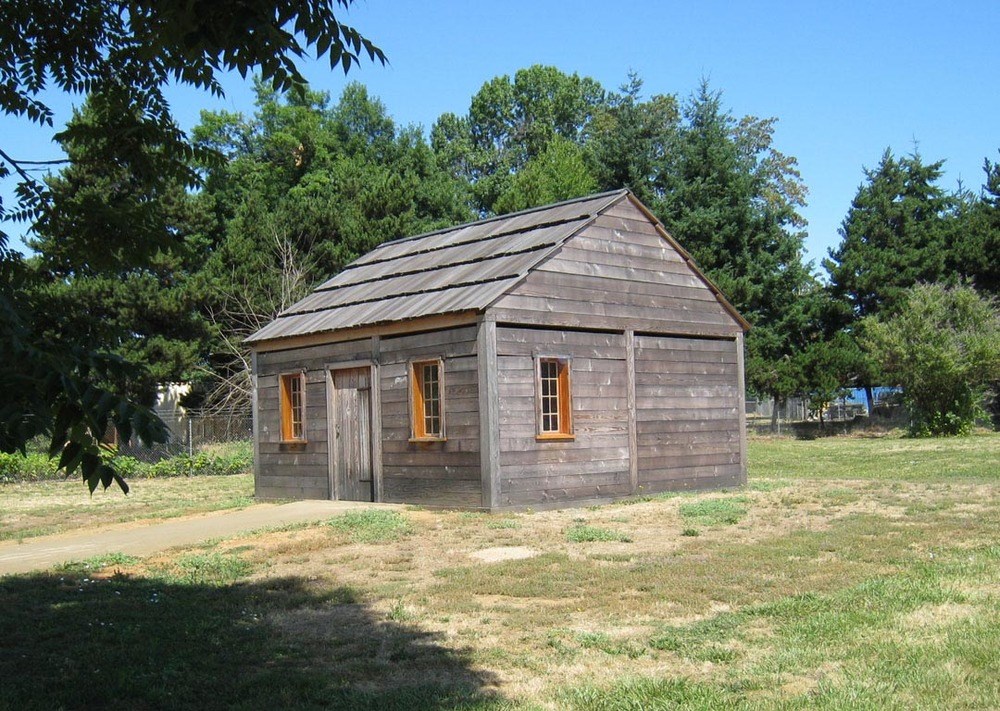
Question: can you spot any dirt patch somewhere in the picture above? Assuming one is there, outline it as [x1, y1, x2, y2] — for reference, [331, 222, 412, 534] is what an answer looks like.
[775, 661, 844, 698]
[905, 602, 977, 628]
[470, 546, 539, 563]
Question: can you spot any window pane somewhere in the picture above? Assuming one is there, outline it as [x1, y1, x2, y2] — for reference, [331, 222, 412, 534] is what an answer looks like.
[414, 361, 443, 438]
[282, 373, 305, 441]
[538, 358, 570, 435]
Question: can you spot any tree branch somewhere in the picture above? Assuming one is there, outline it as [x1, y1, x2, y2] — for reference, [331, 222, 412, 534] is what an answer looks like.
[0, 146, 39, 184]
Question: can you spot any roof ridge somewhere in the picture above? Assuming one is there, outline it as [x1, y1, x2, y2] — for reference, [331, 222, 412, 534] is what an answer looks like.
[369, 188, 630, 252]
[339, 214, 589, 273]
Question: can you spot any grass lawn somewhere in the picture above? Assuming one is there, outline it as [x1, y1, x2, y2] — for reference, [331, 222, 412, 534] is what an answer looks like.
[0, 473, 254, 542]
[1, 432, 998, 709]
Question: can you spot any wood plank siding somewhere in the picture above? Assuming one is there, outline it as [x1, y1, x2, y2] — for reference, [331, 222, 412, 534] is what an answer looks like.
[256, 339, 371, 499]
[490, 199, 743, 337]
[495, 327, 631, 507]
[255, 327, 482, 506]
[378, 326, 482, 508]
[634, 335, 745, 493]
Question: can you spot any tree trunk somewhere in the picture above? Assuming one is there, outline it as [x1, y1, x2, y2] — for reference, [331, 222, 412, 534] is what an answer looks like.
[865, 385, 875, 417]
[770, 397, 779, 433]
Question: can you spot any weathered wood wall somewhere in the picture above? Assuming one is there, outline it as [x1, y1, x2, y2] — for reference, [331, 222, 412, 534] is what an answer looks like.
[490, 199, 742, 338]
[634, 334, 744, 492]
[495, 327, 631, 507]
[256, 338, 371, 499]
[378, 326, 482, 508]
[256, 327, 483, 507]
[253, 193, 747, 508]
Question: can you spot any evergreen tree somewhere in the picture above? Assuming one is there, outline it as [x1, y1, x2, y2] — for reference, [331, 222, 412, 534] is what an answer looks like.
[825, 149, 952, 319]
[949, 154, 1000, 296]
[586, 73, 679, 205]
[0, 0, 384, 491]
[493, 136, 597, 214]
[192, 83, 472, 412]
[823, 149, 953, 410]
[654, 81, 815, 414]
[27, 99, 217, 405]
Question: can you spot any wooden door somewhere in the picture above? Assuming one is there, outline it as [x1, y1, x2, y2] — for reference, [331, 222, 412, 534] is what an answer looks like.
[330, 367, 374, 502]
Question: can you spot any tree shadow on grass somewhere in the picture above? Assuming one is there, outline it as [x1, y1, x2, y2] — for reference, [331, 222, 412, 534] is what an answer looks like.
[0, 566, 508, 710]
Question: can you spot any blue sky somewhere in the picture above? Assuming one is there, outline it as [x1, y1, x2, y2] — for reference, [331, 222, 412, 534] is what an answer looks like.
[2, 0, 998, 272]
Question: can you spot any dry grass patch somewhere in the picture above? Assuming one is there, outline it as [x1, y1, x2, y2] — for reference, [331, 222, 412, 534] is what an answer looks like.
[3, 433, 999, 709]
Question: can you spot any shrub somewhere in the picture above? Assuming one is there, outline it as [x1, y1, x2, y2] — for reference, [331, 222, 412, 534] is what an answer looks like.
[0, 442, 253, 483]
[0, 452, 60, 483]
[864, 283, 1000, 436]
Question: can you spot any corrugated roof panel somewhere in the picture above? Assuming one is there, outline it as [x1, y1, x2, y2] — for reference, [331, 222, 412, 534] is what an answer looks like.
[250, 277, 522, 341]
[342, 192, 623, 269]
[309, 218, 587, 293]
[283, 249, 549, 316]
[247, 191, 630, 343]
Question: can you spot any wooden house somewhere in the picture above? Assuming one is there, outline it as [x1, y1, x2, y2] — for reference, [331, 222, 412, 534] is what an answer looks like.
[246, 190, 750, 510]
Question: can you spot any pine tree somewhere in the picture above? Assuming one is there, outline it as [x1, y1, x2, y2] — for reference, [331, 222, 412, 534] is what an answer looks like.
[655, 81, 815, 413]
[949, 154, 1000, 296]
[825, 149, 952, 319]
[28, 99, 217, 404]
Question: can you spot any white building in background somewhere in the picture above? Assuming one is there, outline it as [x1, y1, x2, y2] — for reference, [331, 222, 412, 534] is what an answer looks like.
[154, 382, 191, 444]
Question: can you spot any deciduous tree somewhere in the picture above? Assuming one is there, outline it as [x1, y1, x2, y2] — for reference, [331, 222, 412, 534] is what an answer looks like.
[0, 0, 383, 491]
[433, 65, 605, 214]
[864, 283, 1000, 435]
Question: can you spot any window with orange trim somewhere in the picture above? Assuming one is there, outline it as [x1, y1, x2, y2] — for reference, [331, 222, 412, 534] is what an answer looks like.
[279, 372, 306, 442]
[536, 357, 573, 439]
[410, 359, 445, 440]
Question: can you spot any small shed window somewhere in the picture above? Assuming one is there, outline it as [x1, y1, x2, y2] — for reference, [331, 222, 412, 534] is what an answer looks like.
[410, 359, 445, 440]
[536, 357, 573, 439]
[279, 372, 306, 442]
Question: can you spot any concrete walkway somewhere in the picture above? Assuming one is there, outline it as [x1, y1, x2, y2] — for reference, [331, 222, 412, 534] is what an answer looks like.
[0, 500, 396, 576]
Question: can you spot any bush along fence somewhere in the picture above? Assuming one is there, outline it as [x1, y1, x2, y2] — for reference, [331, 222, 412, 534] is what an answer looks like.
[0, 442, 252, 484]
[1, 414, 253, 485]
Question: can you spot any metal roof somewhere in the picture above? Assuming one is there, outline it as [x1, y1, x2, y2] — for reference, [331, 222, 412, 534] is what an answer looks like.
[246, 190, 630, 343]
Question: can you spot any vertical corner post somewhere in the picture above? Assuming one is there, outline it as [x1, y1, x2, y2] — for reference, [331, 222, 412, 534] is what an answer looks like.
[477, 317, 500, 511]
[735, 332, 748, 485]
[625, 329, 638, 495]
[250, 350, 261, 491]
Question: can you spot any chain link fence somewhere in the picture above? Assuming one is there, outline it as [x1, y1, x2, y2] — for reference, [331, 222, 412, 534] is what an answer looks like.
[116, 413, 252, 463]
[746, 393, 906, 438]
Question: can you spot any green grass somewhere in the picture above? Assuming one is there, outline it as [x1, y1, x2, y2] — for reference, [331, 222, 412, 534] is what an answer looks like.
[678, 496, 748, 526]
[562, 543, 1000, 709]
[0, 473, 255, 542]
[168, 552, 254, 586]
[0, 562, 511, 710]
[326, 510, 413, 543]
[486, 517, 521, 530]
[566, 524, 632, 543]
[749, 430, 1000, 482]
